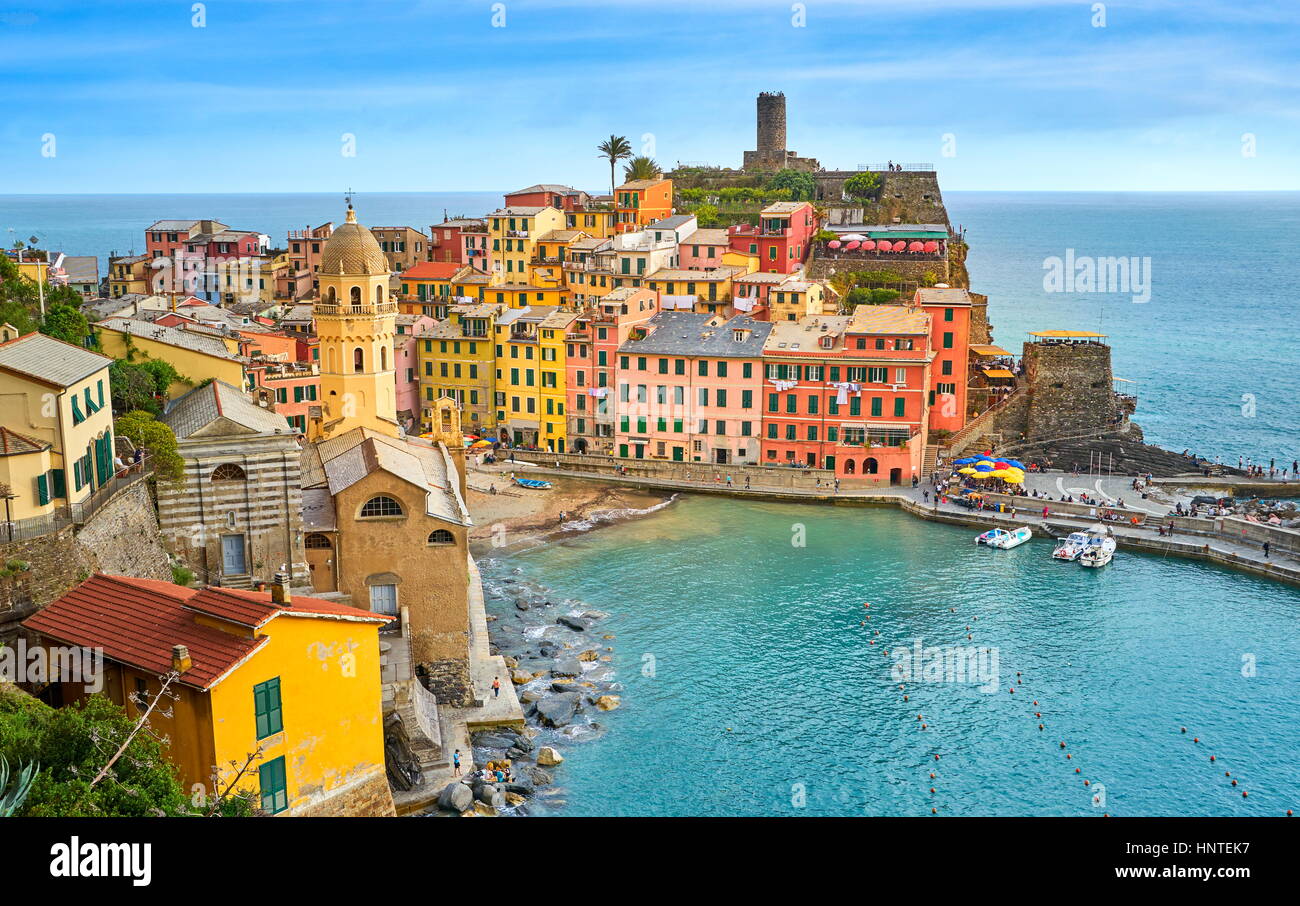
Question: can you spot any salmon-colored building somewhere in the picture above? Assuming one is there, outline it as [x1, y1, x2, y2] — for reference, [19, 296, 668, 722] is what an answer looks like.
[615, 178, 673, 233]
[913, 287, 972, 435]
[565, 288, 659, 455]
[614, 312, 772, 464]
[727, 201, 817, 274]
[760, 306, 932, 484]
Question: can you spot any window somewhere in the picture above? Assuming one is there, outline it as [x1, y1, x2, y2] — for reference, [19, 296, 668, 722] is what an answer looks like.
[942, 332, 954, 349]
[305, 533, 332, 549]
[427, 529, 455, 545]
[359, 495, 404, 518]
[370, 583, 398, 616]
[253, 677, 283, 739]
[894, 398, 906, 418]
[259, 755, 288, 815]
[211, 463, 245, 482]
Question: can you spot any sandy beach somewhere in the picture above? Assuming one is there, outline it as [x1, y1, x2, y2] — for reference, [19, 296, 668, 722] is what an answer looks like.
[465, 459, 672, 544]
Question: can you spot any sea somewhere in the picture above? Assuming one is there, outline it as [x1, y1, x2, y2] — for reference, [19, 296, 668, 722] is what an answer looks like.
[4, 189, 1297, 816]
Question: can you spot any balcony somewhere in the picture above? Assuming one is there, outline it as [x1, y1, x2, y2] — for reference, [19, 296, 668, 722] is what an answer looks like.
[315, 301, 399, 317]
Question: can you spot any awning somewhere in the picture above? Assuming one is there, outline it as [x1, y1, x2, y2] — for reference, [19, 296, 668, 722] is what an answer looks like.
[969, 344, 1011, 356]
[983, 368, 1015, 379]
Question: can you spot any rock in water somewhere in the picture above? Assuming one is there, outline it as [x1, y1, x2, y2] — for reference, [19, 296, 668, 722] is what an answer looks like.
[438, 782, 474, 813]
[534, 693, 580, 727]
[471, 800, 498, 817]
[558, 615, 592, 632]
[505, 792, 527, 807]
[577, 649, 599, 662]
[594, 695, 621, 711]
[510, 669, 534, 685]
[536, 746, 564, 766]
[551, 658, 583, 677]
[476, 784, 506, 808]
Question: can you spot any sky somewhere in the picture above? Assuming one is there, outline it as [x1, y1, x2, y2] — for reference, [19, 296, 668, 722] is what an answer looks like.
[2, 0, 1298, 194]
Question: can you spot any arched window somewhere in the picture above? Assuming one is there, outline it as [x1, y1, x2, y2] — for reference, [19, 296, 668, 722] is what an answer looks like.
[865, 457, 879, 474]
[380, 346, 388, 371]
[844, 459, 856, 475]
[305, 532, 332, 549]
[374, 284, 385, 305]
[354, 347, 365, 372]
[350, 285, 362, 305]
[325, 286, 336, 304]
[427, 529, 455, 545]
[211, 463, 246, 482]
[359, 496, 404, 518]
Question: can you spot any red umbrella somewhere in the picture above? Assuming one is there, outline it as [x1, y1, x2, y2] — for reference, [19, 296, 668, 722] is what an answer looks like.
[861, 240, 876, 250]
[827, 240, 841, 249]
[923, 240, 939, 253]
[845, 240, 860, 250]
[908, 241, 924, 252]
[892, 240, 907, 252]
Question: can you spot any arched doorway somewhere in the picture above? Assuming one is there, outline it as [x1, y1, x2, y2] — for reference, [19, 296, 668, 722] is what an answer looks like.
[865, 457, 879, 475]
[889, 467, 902, 486]
[304, 532, 336, 592]
[844, 459, 856, 475]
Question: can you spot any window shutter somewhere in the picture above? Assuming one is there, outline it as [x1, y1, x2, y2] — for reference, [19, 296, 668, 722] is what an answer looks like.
[37, 473, 50, 506]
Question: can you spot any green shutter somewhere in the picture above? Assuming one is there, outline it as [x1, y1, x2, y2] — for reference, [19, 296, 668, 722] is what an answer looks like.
[259, 755, 288, 814]
[51, 469, 66, 498]
[71, 394, 83, 425]
[254, 677, 283, 739]
[37, 473, 50, 506]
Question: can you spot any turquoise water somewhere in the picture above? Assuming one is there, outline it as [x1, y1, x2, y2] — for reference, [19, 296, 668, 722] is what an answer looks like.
[482, 496, 1300, 816]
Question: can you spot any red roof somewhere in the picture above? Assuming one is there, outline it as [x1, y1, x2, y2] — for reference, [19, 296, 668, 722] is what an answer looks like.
[23, 574, 389, 690]
[400, 261, 462, 281]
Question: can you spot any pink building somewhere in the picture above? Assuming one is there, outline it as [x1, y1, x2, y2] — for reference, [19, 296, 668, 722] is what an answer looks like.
[677, 228, 730, 270]
[395, 313, 438, 431]
[614, 312, 773, 464]
[287, 222, 334, 299]
[145, 219, 228, 262]
[727, 201, 817, 274]
[565, 288, 659, 455]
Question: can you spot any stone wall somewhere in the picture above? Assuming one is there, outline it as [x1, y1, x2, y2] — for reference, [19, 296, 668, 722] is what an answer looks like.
[806, 254, 951, 286]
[1022, 341, 1119, 439]
[290, 766, 396, 817]
[0, 480, 170, 641]
[816, 171, 948, 226]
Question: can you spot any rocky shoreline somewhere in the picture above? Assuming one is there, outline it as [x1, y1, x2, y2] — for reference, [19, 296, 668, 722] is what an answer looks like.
[436, 569, 621, 817]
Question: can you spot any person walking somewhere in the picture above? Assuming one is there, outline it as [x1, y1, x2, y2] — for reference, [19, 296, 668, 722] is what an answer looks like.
[1263, 541, 1270, 559]
[833, 477, 840, 494]
[492, 676, 501, 698]
[452, 749, 462, 776]
[745, 475, 751, 490]
[726, 474, 733, 488]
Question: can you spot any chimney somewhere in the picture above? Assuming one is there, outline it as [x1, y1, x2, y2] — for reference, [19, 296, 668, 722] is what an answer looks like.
[270, 567, 291, 605]
[172, 644, 192, 674]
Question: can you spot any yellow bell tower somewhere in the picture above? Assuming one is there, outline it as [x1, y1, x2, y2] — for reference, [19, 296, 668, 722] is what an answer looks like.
[309, 203, 399, 440]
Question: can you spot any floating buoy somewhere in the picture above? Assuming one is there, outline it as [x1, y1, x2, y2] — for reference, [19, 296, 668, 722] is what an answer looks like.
[930, 772, 935, 779]
[932, 807, 937, 813]
[1288, 810, 1293, 816]
[1231, 779, 1237, 787]
[1038, 724, 1044, 730]
[1066, 753, 1072, 760]
[1016, 672, 1021, 677]
[1036, 712, 1041, 718]
[967, 634, 972, 640]
[870, 640, 875, 645]
[1033, 700, 1038, 706]
[1181, 727, 1187, 733]
[1242, 791, 1248, 798]
[934, 754, 941, 761]
[930, 787, 936, 794]
[1210, 755, 1216, 762]
[1225, 772, 1231, 777]
[918, 714, 923, 720]
[1084, 780, 1090, 786]
[1009, 687, 1014, 694]
[1075, 767, 1080, 773]
[1059, 741, 1066, 749]
[904, 695, 909, 701]
[921, 723, 928, 730]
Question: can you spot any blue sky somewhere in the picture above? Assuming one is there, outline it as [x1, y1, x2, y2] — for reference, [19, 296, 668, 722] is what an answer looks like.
[2, 0, 1298, 193]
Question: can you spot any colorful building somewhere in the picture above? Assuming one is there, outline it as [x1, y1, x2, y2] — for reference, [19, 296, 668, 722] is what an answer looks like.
[23, 573, 394, 816]
[678, 227, 731, 270]
[565, 287, 659, 454]
[428, 218, 486, 265]
[487, 206, 566, 284]
[94, 318, 246, 398]
[727, 201, 817, 273]
[370, 226, 428, 273]
[759, 306, 931, 483]
[0, 332, 115, 524]
[493, 306, 557, 447]
[914, 287, 973, 435]
[286, 222, 334, 299]
[615, 178, 673, 232]
[394, 313, 437, 431]
[108, 254, 153, 297]
[562, 238, 616, 308]
[538, 309, 578, 451]
[504, 184, 591, 211]
[398, 260, 466, 315]
[646, 265, 748, 317]
[614, 312, 772, 464]
[416, 302, 502, 433]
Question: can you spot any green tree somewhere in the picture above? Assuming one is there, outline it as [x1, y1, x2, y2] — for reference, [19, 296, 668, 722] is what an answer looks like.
[40, 301, 91, 347]
[597, 134, 633, 198]
[623, 155, 662, 181]
[114, 409, 184, 482]
[693, 204, 721, 228]
[766, 168, 816, 201]
[843, 171, 881, 201]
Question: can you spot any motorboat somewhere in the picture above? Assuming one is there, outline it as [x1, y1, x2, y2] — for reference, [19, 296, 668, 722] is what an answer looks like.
[1051, 530, 1090, 561]
[976, 526, 1033, 549]
[1079, 524, 1117, 568]
[513, 477, 552, 490]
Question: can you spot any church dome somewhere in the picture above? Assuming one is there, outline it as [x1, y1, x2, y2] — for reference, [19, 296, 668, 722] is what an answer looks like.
[318, 207, 389, 276]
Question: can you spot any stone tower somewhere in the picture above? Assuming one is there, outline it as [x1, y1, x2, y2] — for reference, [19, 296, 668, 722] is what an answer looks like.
[1021, 335, 1119, 440]
[756, 90, 787, 157]
[309, 205, 399, 441]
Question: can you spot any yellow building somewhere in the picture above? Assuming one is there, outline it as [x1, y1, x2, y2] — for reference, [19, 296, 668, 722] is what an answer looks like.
[24, 573, 395, 816]
[480, 282, 568, 310]
[397, 261, 465, 318]
[566, 207, 619, 239]
[309, 205, 400, 441]
[0, 332, 115, 523]
[647, 265, 748, 316]
[493, 306, 557, 447]
[539, 309, 577, 451]
[94, 317, 245, 398]
[416, 302, 503, 432]
[487, 206, 566, 284]
[108, 254, 153, 297]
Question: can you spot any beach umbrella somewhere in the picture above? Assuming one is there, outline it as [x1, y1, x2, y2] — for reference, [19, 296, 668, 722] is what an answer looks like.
[841, 233, 868, 241]
[827, 240, 841, 249]
[861, 240, 876, 250]
[892, 241, 907, 252]
[975, 460, 994, 467]
[908, 241, 924, 252]
[955, 456, 979, 465]
[845, 241, 860, 250]
[1005, 459, 1025, 469]
[471, 439, 493, 448]
[994, 460, 1010, 468]
[958, 467, 977, 475]
[974, 463, 994, 472]
[1003, 474, 1024, 484]
[923, 240, 939, 253]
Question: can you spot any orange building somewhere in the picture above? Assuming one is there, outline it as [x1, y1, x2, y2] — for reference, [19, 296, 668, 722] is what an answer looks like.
[913, 287, 972, 434]
[615, 178, 673, 233]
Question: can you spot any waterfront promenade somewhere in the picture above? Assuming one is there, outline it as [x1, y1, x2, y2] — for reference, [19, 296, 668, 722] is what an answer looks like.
[490, 455, 1300, 586]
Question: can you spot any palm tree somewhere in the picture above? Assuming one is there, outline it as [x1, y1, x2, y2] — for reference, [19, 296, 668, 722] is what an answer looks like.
[597, 135, 633, 198]
[623, 155, 661, 182]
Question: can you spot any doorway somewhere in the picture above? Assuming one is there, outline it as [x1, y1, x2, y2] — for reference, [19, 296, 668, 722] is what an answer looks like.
[221, 534, 247, 576]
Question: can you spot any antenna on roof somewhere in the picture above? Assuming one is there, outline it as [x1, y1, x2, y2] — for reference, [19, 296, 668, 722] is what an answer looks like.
[344, 187, 355, 210]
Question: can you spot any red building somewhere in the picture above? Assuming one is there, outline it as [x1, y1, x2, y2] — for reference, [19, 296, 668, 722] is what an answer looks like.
[428, 218, 485, 264]
[913, 287, 973, 435]
[504, 184, 591, 212]
[145, 219, 228, 261]
[727, 201, 817, 274]
[760, 305, 932, 484]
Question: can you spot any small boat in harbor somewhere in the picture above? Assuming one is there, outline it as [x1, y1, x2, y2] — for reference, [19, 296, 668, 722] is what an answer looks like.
[513, 477, 553, 490]
[976, 526, 1033, 549]
[1051, 530, 1090, 561]
[1079, 525, 1117, 568]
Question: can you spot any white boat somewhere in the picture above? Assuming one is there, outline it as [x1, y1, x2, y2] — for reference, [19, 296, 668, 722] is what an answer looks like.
[1079, 525, 1117, 568]
[976, 526, 1033, 549]
[1051, 530, 1090, 561]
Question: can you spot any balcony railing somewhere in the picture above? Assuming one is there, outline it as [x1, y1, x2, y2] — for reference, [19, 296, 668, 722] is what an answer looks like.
[315, 301, 399, 316]
[1, 455, 154, 542]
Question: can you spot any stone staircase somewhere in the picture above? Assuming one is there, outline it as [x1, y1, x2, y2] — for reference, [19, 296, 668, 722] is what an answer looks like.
[943, 386, 1023, 458]
[921, 443, 940, 476]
